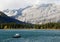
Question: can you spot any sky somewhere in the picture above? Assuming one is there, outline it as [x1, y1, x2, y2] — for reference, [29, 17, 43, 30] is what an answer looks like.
[0, 0, 60, 11]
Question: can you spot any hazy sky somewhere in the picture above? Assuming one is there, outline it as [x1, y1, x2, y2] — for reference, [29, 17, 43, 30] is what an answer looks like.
[0, 0, 60, 10]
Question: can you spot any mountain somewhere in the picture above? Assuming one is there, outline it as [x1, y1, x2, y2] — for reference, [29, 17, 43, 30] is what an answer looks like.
[3, 3, 60, 24]
[0, 11, 26, 24]
[3, 6, 31, 18]
[3, 9, 22, 19]
[16, 3, 60, 24]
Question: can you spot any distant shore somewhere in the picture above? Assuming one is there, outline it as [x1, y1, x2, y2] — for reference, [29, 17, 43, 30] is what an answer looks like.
[2, 28, 60, 30]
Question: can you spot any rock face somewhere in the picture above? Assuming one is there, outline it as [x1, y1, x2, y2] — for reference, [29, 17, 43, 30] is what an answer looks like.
[16, 4, 60, 24]
[3, 6, 31, 18]
[3, 9, 22, 18]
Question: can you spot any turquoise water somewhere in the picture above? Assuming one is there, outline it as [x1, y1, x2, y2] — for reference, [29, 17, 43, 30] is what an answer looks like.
[0, 29, 60, 42]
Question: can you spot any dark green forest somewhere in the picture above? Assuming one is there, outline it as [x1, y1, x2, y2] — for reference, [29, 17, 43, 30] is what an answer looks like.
[0, 22, 60, 29]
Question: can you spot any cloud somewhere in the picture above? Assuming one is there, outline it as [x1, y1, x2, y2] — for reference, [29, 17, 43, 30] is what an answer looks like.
[25, 0, 40, 5]
[0, 0, 28, 10]
[25, 0, 60, 5]
[0, 0, 60, 11]
[40, 0, 60, 3]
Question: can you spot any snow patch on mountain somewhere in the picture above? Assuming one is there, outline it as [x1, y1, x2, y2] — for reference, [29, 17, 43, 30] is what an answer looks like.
[3, 9, 17, 16]
[16, 3, 60, 24]
[3, 6, 31, 18]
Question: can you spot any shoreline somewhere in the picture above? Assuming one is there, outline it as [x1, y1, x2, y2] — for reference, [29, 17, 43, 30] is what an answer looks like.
[1, 29, 60, 30]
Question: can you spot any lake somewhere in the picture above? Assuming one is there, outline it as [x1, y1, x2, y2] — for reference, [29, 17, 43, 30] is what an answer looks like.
[0, 29, 60, 42]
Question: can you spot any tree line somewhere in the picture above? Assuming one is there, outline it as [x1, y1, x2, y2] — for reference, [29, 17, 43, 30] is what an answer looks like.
[34, 22, 60, 29]
[0, 23, 33, 29]
[0, 22, 60, 29]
